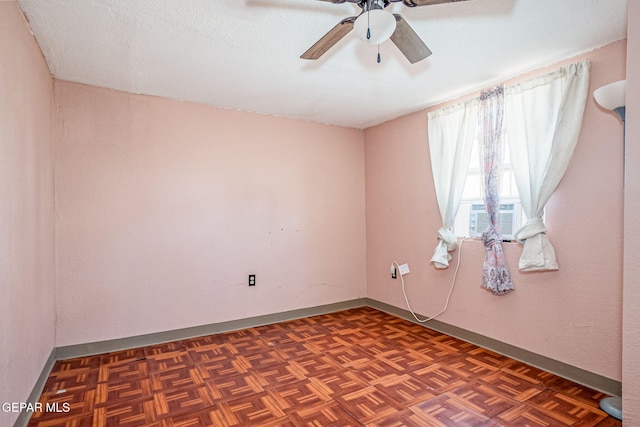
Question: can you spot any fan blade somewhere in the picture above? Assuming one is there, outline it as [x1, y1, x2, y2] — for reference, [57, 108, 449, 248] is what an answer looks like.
[390, 14, 432, 64]
[301, 17, 356, 60]
[401, 0, 469, 7]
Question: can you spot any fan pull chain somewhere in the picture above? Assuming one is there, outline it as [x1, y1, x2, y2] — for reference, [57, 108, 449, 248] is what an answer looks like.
[377, 45, 381, 63]
[367, 0, 371, 40]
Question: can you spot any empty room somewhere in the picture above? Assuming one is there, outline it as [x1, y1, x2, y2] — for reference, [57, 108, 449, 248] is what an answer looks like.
[2, 0, 639, 426]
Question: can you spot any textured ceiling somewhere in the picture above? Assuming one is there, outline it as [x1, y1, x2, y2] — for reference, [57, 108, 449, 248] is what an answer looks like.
[18, 0, 628, 128]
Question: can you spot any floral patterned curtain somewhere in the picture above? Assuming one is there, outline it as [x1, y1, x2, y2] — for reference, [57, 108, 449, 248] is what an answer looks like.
[478, 86, 515, 295]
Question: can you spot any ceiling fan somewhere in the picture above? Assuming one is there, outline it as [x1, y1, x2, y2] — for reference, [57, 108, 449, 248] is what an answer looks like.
[301, 0, 468, 64]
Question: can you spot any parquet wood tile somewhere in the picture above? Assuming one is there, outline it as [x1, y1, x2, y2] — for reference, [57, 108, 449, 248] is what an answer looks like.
[219, 328, 262, 343]
[152, 385, 216, 419]
[495, 402, 582, 426]
[222, 338, 268, 356]
[28, 307, 622, 427]
[374, 347, 436, 372]
[151, 365, 205, 391]
[361, 324, 415, 342]
[385, 333, 441, 352]
[29, 413, 95, 427]
[304, 332, 355, 351]
[186, 343, 235, 364]
[222, 392, 287, 425]
[53, 355, 102, 372]
[250, 361, 307, 386]
[525, 389, 609, 425]
[267, 379, 332, 409]
[95, 377, 153, 406]
[43, 369, 99, 394]
[546, 377, 612, 407]
[446, 354, 501, 378]
[445, 380, 519, 418]
[28, 388, 96, 424]
[92, 396, 158, 426]
[154, 404, 237, 427]
[307, 370, 369, 397]
[464, 347, 513, 369]
[286, 402, 361, 426]
[358, 338, 400, 358]
[408, 363, 471, 393]
[181, 334, 227, 349]
[194, 354, 250, 380]
[237, 349, 285, 371]
[478, 370, 546, 403]
[431, 335, 479, 354]
[206, 372, 267, 401]
[146, 352, 195, 374]
[282, 325, 332, 344]
[325, 347, 373, 369]
[501, 360, 561, 388]
[271, 339, 320, 360]
[348, 359, 403, 384]
[102, 348, 147, 365]
[145, 341, 187, 355]
[98, 359, 149, 384]
[364, 408, 438, 427]
[371, 373, 437, 406]
[279, 316, 322, 329]
[287, 354, 341, 377]
[406, 340, 461, 363]
[409, 394, 491, 426]
[335, 386, 404, 424]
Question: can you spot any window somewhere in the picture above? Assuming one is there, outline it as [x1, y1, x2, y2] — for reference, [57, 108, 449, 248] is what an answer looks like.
[452, 137, 526, 240]
[429, 61, 589, 271]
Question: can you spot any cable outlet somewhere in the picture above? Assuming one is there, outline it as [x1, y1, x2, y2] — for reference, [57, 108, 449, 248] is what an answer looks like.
[248, 275, 256, 286]
[398, 263, 410, 276]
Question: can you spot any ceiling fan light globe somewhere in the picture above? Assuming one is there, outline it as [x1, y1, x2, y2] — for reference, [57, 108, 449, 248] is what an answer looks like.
[354, 10, 397, 45]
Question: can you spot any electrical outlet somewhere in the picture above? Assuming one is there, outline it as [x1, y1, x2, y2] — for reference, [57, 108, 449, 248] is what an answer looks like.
[398, 263, 410, 276]
[248, 275, 256, 286]
[390, 263, 397, 279]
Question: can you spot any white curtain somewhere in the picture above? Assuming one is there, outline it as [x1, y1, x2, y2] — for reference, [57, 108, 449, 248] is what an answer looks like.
[504, 60, 590, 271]
[428, 100, 478, 268]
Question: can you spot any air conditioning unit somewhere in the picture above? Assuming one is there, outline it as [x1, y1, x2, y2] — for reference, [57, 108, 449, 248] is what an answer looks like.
[469, 203, 516, 240]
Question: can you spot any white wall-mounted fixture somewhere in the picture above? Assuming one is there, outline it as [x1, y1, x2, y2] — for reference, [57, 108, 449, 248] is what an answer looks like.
[398, 263, 410, 276]
[353, 2, 396, 45]
[594, 79, 626, 122]
[593, 78, 626, 422]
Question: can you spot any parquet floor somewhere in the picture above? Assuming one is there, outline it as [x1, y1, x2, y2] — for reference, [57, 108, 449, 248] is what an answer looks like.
[28, 307, 621, 426]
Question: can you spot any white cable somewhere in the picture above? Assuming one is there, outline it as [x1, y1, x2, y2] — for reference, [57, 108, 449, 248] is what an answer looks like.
[396, 237, 470, 323]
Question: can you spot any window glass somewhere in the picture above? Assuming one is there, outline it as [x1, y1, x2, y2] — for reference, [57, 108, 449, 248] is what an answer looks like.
[453, 138, 525, 240]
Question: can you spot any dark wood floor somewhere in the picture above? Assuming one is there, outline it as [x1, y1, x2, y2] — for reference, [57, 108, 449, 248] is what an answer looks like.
[28, 307, 621, 426]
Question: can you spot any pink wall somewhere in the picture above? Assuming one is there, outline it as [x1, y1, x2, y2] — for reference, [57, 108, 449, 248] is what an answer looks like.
[0, 2, 56, 426]
[53, 81, 366, 346]
[365, 40, 626, 382]
[4, 0, 633, 419]
[623, 1, 640, 421]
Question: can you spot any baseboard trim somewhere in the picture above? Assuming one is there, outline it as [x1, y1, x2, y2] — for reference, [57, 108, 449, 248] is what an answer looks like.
[363, 298, 621, 397]
[55, 298, 369, 360]
[49, 297, 620, 399]
[14, 348, 57, 427]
